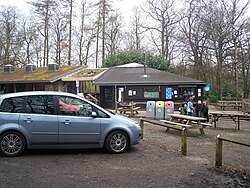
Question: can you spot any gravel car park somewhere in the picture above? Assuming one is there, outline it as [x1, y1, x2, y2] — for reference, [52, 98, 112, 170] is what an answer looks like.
[0, 97, 249, 187]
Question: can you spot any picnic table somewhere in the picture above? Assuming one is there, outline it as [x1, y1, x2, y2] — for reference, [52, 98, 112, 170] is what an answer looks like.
[161, 114, 210, 135]
[117, 102, 140, 117]
[217, 100, 242, 110]
[209, 111, 250, 130]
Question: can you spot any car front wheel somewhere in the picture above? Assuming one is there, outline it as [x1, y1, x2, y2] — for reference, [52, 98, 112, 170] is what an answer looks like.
[0, 131, 26, 157]
[105, 130, 129, 154]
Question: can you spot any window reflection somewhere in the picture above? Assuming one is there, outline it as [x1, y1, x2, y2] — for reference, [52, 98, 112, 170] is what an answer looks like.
[59, 96, 92, 117]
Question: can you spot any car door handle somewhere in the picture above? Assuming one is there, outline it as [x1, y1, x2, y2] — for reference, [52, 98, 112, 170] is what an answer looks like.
[23, 118, 33, 124]
[62, 120, 71, 125]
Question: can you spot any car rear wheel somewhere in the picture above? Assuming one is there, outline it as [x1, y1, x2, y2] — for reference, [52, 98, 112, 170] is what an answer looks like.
[105, 130, 129, 154]
[0, 131, 26, 157]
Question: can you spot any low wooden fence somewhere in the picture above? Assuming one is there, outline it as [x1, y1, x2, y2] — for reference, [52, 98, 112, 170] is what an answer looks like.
[215, 135, 250, 167]
[242, 99, 250, 114]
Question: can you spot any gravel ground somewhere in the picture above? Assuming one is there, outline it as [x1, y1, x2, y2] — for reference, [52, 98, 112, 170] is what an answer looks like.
[0, 112, 249, 188]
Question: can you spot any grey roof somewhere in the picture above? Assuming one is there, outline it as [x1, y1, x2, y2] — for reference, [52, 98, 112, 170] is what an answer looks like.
[94, 64, 206, 86]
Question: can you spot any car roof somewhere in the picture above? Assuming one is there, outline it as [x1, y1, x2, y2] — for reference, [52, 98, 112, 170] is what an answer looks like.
[0, 91, 78, 99]
[0, 91, 112, 117]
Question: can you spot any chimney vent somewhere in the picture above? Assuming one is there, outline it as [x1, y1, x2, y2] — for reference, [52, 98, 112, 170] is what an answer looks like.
[25, 64, 37, 72]
[48, 63, 59, 72]
[3, 64, 15, 73]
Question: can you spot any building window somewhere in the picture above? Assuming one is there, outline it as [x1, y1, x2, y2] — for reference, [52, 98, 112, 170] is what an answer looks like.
[144, 88, 160, 98]
[179, 88, 196, 99]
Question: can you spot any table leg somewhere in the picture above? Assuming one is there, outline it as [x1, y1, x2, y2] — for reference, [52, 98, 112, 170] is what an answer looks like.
[229, 115, 239, 130]
[165, 127, 170, 132]
[213, 115, 217, 128]
[199, 127, 205, 135]
[237, 115, 240, 130]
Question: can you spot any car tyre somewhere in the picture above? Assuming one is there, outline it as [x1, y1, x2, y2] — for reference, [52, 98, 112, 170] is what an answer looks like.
[0, 131, 26, 157]
[105, 130, 129, 154]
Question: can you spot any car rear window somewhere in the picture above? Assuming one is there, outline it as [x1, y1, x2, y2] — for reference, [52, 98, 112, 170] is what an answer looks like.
[0, 97, 25, 113]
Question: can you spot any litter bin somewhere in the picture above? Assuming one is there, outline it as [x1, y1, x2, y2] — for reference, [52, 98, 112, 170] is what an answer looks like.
[155, 101, 164, 119]
[165, 101, 174, 120]
[146, 101, 156, 119]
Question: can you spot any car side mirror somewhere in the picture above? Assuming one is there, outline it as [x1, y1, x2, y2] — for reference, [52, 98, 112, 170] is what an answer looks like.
[91, 111, 97, 118]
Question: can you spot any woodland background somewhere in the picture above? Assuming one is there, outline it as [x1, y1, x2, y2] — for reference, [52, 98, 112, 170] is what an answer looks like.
[0, 0, 249, 100]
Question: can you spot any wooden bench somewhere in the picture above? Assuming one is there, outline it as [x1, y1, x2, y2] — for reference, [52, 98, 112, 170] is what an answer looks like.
[161, 120, 210, 135]
[217, 100, 242, 110]
[190, 121, 212, 127]
[118, 106, 140, 113]
[160, 120, 192, 132]
[215, 135, 250, 167]
[139, 118, 189, 155]
[118, 106, 140, 116]
[200, 122, 212, 127]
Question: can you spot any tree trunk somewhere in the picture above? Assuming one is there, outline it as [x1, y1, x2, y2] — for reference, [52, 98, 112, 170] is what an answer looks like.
[68, 0, 73, 66]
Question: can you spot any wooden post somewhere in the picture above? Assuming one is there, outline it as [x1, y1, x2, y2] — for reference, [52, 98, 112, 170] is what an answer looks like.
[139, 118, 144, 139]
[215, 135, 223, 167]
[181, 128, 187, 156]
[131, 101, 134, 116]
[199, 122, 205, 135]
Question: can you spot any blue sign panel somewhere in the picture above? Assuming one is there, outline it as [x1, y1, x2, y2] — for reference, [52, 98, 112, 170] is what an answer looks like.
[204, 84, 210, 92]
[166, 88, 172, 99]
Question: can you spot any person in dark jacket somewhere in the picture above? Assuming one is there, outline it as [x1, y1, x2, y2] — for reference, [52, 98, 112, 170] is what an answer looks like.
[195, 100, 202, 117]
[182, 90, 189, 102]
[201, 101, 209, 122]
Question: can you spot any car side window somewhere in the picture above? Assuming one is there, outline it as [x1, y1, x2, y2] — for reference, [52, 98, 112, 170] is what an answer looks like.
[96, 108, 109, 118]
[0, 97, 25, 113]
[59, 96, 92, 117]
[25, 95, 54, 115]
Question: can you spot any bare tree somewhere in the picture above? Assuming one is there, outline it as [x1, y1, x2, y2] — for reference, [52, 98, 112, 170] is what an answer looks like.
[0, 6, 20, 66]
[21, 17, 38, 65]
[51, 7, 68, 66]
[221, 0, 250, 98]
[93, 0, 112, 67]
[179, 0, 211, 81]
[124, 6, 144, 50]
[76, 0, 96, 66]
[29, 0, 57, 67]
[105, 11, 123, 55]
[66, 0, 74, 66]
[142, 0, 181, 65]
[238, 21, 250, 98]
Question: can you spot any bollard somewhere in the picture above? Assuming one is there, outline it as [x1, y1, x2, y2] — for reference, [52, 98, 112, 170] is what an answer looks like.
[181, 128, 187, 156]
[215, 135, 223, 167]
[139, 118, 144, 140]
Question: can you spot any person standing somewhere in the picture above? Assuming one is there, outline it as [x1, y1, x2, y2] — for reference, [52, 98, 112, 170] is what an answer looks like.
[201, 101, 209, 122]
[195, 100, 202, 117]
[179, 102, 187, 115]
[182, 90, 189, 102]
[187, 97, 194, 116]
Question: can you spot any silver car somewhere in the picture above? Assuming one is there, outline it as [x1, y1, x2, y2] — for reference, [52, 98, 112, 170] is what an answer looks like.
[0, 91, 141, 157]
